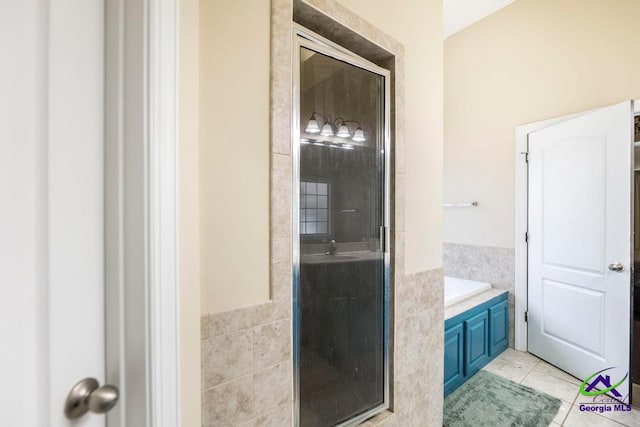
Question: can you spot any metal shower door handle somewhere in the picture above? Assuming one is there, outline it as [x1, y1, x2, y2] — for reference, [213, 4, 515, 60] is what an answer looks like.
[608, 262, 625, 272]
[64, 377, 120, 419]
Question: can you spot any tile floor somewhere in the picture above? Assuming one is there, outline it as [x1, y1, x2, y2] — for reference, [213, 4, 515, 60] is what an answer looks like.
[480, 349, 640, 427]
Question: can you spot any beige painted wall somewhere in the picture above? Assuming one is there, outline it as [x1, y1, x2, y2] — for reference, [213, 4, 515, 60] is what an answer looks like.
[179, 0, 201, 424]
[321, 0, 444, 273]
[199, 0, 271, 313]
[444, 0, 640, 249]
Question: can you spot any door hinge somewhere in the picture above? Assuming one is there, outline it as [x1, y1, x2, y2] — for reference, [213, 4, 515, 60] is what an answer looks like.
[521, 151, 529, 163]
[524, 311, 528, 322]
[525, 232, 529, 243]
[380, 225, 387, 253]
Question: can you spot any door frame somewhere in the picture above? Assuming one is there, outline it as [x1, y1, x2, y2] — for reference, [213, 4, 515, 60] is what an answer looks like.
[292, 24, 392, 427]
[514, 101, 640, 352]
[105, 0, 180, 425]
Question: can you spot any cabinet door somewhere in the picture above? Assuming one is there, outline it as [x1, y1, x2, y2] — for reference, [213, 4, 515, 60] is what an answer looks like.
[465, 311, 489, 377]
[489, 299, 509, 356]
[444, 323, 464, 396]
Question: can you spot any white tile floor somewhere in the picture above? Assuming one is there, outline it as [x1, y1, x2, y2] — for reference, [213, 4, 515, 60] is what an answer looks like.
[481, 349, 640, 427]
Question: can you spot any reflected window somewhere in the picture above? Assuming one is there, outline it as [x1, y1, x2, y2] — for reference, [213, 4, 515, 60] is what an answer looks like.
[300, 181, 329, 235]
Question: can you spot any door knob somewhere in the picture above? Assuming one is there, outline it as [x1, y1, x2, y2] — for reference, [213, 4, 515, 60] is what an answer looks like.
[608, 262, 625, 272]
[64, 377, 119, 419]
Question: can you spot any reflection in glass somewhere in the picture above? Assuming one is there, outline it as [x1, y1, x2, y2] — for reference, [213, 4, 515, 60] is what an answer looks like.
[296, 45, 387, 426]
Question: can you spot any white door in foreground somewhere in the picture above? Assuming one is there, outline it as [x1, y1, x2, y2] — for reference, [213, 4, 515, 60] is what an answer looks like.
[0, 1, 107, 425]
[528, 101, 633, 399]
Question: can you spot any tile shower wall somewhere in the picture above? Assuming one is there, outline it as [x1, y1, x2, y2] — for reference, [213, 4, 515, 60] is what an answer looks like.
[201, 1, 445, 426]
[443, 243, 515, 347]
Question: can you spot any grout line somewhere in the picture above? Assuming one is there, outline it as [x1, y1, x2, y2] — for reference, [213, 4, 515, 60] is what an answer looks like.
[255, 316, 291, 328]
[557, 397, 574, 426]
[251, 326, 255, 375]
[534, 360, 582, 386]
[517, 356, 571, 425]
[201, 390, 207, 427]
[251, 331, 256, 420]
[203, 359, 293, 393]
[203, 373, 253, 392]
[518, 358, 539, 384]
[201, 311, 291, 341]
[569, 388, 578, 406]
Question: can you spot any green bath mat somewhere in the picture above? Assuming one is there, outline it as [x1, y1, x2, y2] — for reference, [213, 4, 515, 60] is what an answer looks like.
[444, 370, 561, 427]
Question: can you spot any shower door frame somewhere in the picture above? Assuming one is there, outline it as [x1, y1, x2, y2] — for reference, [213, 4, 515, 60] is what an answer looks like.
[292, 24, 392, 427]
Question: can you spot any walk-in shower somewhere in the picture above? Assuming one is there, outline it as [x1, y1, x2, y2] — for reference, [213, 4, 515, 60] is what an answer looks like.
[293, 27, 390, 426]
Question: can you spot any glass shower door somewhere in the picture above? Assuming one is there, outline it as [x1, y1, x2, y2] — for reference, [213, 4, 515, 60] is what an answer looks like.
[294, 30, 390, 427]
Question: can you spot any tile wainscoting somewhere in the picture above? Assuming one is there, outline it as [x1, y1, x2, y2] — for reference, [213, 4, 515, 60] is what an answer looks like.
[384, 267, 444, 427]
[201, 266, 444, 426]
[201, 301, 293, 426]
[443, 243, 515, 348]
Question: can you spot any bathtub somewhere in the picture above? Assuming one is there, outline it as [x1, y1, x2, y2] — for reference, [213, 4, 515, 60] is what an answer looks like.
[444, 276, 492, 307]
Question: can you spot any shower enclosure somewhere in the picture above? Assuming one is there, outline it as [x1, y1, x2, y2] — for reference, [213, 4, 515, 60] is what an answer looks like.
[293, 27, 390, 426]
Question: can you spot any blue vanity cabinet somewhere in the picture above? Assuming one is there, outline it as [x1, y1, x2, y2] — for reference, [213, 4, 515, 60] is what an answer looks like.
[489, 299, 509, 356]
[444, 323, 464, 396]
[443, 291, 508, 397]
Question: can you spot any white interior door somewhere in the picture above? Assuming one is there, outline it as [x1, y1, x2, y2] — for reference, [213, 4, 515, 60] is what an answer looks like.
[1, 1, 106, 425]
[528, 101, 633, 399]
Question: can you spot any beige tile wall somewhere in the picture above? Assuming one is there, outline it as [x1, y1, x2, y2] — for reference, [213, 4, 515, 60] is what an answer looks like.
[443, 243, 516, 347]
[201, 301, 293, 426]
[200, 1, 444, 425]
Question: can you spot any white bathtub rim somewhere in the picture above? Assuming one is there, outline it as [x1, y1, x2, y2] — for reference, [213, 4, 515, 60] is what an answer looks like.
[444, 276, 492, 308]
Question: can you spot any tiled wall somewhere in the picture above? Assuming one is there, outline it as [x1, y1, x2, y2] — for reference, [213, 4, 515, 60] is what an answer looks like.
[201, 1, 445, 425]
[383, 268, 444, 427]
[201, 301, 292, 426]
[200, 269, 444, 427]
[443, 243, 515, 347]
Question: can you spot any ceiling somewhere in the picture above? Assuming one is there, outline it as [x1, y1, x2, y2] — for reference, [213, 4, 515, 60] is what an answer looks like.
[443, 0, 516, 38]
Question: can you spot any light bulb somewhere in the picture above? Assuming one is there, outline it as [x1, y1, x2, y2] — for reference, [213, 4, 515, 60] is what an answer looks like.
[336, 124, 350, 138]
[320, 122, 334, 137]
[305, 118, 320, 133]
[352, 127, 366, 142]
